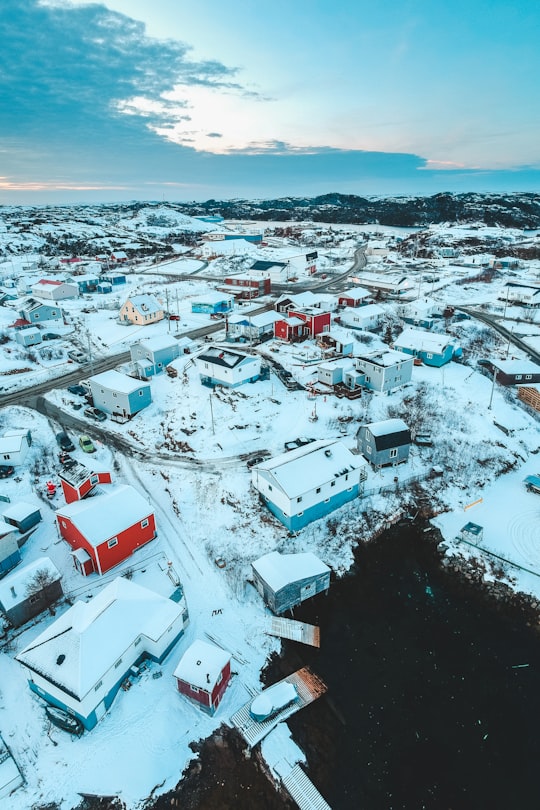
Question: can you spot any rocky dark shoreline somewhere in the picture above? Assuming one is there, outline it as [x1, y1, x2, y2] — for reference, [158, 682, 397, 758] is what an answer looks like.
[72, 522, 540, 810]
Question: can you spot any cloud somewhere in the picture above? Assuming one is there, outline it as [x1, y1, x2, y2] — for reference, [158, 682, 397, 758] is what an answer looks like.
[206, 132, 223, 139]
[0, 0, 240, 140]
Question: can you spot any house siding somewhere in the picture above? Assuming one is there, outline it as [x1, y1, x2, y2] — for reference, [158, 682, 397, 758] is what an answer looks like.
[260, 484, 360, 532]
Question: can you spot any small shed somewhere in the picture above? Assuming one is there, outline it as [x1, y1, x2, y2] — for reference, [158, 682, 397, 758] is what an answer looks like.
[357, 418, 412, 468]
[173, 639, 231, 715]
[458, 522, 484, 546]
[2, 501, 42, 534]
[0, 429, 32, 466]
[0, 557, 62, 628]
[15, 326, 42, 347]
[0, 522, 21, 577]
[58, 462, 112, 504]
[251, 551, 331, 614]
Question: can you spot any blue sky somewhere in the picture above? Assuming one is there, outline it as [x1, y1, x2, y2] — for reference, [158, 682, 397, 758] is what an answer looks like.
[1, 0, 539, 203]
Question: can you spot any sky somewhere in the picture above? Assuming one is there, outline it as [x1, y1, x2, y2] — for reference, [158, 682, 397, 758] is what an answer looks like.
[0, 0, 539, 204]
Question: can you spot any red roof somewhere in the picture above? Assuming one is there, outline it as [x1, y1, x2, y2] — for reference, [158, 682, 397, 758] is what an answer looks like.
[9, 318, 32, 329]
[37, 278, 62, 286]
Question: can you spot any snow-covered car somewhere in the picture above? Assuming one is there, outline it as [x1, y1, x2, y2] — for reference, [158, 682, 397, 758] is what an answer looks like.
[67, 349, 86, 363]
[249, 682, 299, 722]
[0, 465, 15, 479]
[67, 384, 87, 396]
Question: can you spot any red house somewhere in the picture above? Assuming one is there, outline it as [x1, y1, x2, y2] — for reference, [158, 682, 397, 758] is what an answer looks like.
[173, 639, 231, 715]
[223, 275, 271, 299]
[59, 462, 112, 504]
[55, 485, 156, 576]
[338, 287, 371, 308]
[288, 307, 331, 337]
[274, 316, 306, 342]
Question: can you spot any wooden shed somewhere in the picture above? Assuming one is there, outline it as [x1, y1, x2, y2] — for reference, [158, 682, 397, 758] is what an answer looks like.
[251, 551, 331, 614]
[0, 557, 62, 628]
[173, 639, 231, 715]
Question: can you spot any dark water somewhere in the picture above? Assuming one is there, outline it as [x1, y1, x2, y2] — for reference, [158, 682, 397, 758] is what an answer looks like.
[141, 521, 540, 810]
[270, 523, 540, 810]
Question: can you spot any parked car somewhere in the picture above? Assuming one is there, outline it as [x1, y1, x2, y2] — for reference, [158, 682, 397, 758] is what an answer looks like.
[56, 431, 75, 452]
[67, 349, 86, 363]
[67, 384, 87, 396]
[84, 406, 107, 422]
[0, 465, 15, 479]
[284, 437, 315, 452]
[79, 435, 96, 453]
[42, 332, 61, 341]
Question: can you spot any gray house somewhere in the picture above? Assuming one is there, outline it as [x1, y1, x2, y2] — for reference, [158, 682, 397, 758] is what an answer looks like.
[251, 551, 331, 614]
[0, 557, 62, 628]
[15, 326, 42, 347]
[88, 370, 152, 419]
[2, 502, 42, 534]
[357, 418, 412, 468]
[344, 350, 414, 394]
[130, 334, 180, 376]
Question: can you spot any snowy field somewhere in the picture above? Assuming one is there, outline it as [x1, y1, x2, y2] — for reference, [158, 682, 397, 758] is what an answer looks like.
[1, 218, 540, 808]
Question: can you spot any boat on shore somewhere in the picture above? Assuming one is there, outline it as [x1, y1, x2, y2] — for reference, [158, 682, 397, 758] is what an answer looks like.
[45, 705, 84, 736]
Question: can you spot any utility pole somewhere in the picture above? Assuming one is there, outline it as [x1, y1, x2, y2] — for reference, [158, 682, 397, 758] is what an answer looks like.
[86, 330, 95, 376]
[209, 393, 215, 435]
[488, 368, 498, 410]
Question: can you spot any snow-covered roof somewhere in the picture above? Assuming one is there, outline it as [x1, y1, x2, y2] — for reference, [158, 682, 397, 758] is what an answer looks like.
[17, 578, 183, 699]
[0, 557, 60, 610]
[0, 431, 27, 454]
[192, 291, 233, 304]
[252, 551, 330, 591]
[489, 359, 540, 375]
[126, 293, 162, 314]
[55, 485, 153, 547]
[395, 328, 451, 353]
[367, 418, 410, 437]
[89, 369, 150, 394]
[355, 349, 408, 367]
[339, 287, 371, 299]
[2, 501, 40, 522]
[197, 346, 253, 368]
[0, 520, 16, 539]
[135, 334, 178, 352]
[254, 440, 366, 499]
[173, 639, 230, 688]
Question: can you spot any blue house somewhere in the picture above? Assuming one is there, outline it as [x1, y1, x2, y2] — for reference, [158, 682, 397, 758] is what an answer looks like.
[251, 439, 368, 531]
[394, 327, 461, 367]
[67, 274, 99, 294]
[88, 370, 152, 419]
[0, 521, 21, 577]
[191, 292, 234, 315]
[130, 335, 180, 376]
[101, 272, 127, 287]
[18, 297, 63, 324]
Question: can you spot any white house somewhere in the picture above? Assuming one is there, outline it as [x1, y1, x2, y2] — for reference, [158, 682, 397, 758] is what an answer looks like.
[16, 577, 189, 730]
[338, 303, 384, 331]
[0, 430, 32, 466]
[251, 439, 368, 531]
[345, 350, 414, 394]
[30, 279, 79, 301]
[227, 310, 282, 342]
[195, 346, 261, 387]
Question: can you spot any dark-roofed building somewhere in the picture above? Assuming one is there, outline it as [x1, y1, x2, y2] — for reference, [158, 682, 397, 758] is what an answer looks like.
[479, 358, 540, 386]
[194, 346, 261, 387]
[357, 418, 412, 468]
[251, 551, 331, 614]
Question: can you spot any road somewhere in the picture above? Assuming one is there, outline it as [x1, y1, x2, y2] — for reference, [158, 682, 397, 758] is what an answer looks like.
[454, 305, 540, 364]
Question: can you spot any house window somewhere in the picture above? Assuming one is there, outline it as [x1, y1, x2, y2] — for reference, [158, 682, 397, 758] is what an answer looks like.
[268, 484, 273, 491]
[296, 496, 302, 503]
[217, 671, 222, 685]
[324, 498, 330, 504]
[526, 374, 532, 380]
[113, 392, 117, 397]
[108, 537, 118, 548]
[139, 390, 144, 396]
[297, 511, 304, 517]
[141, 518, 149, 528]
[316, 487, 321, 494]
[390, 448, 398, 459]
[365, 375, 370, 383]
[347, 486, 353, 492]
[515, 374, 522, 380]
[29, 594, 40, 604]
[366, 445, 372, 454]
[134, 636, 142, 646]
[95, 680, 103, 691]
[114, 658, 123, 668]
[61, 520, 67, 528]
[330, 480, 335, 487]
[426, 353, 433, 359]
[191, 685, 200, 693]
[345, 474, 349, 481]
[90, 474, 98, 485]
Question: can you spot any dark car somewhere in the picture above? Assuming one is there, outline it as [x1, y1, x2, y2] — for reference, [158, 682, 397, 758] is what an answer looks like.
[67, 384, 87, 396]
[42, 332, 61, 341]
[84, 406, 107, 422]
[0, 465, 14, 479]
[56, 431, 75, 452]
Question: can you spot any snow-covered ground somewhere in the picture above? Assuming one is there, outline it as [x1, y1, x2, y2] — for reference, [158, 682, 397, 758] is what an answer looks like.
[1, 217, 540, 809]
